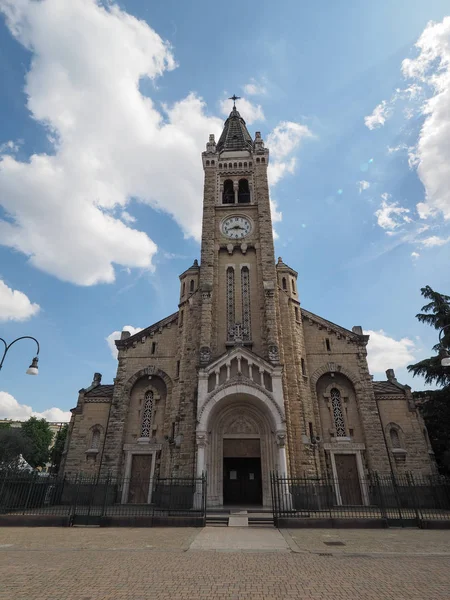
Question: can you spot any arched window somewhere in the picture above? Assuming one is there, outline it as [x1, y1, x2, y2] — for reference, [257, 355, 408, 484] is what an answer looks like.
[244, 162, 247, 167]
[241, 267, 251, 341]
[390, 428, 401, 448]
[261, 157, 265, 163]
[238, 179, 250, 203]
[239, 162, 242, 167]
[234, 162, 237, 168]
[91, 428, 100, 450]
[330, 388, 346, 437]
[249, 162, 252, 167]
[282, 277, 287, 290]
[229, 163, 232, 169]
[223, 179, 234, 204]
[219, 163, 222, 169]
[256, 157, 260, 163]
[211, 160, 215, 165]
[189, 279, 195, 293]
[181, 281, 185, 296]
[291, 279, 296, 293]
[226, 267, 235, 340]
[301, 358, 306, 376]
[141, 391, 154, 438]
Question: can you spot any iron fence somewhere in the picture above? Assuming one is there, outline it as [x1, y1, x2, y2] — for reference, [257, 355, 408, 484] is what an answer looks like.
[0, 471, 207, 526]
[271, 472, 450, 528]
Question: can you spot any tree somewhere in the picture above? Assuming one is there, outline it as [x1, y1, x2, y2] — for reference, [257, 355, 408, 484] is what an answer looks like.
[408, 286, 450, 474]
[407, 285, 450, 387]
[21, 417, 53, 469]
[0, 428, 33, 471]
[49, 424, 68, 474]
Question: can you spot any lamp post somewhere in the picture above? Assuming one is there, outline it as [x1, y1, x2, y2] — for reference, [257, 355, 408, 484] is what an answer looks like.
[0, 336, 40, 376]
[438, 325, 450, 367]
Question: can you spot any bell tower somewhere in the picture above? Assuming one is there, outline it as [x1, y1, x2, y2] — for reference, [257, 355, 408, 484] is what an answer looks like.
[198, 99, 281, 366]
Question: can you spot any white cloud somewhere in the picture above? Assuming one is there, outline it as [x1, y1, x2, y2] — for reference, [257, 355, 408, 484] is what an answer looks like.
[106, 325, 143, 359]
[267, 121, 313, 187]
[120, 211, 136, 224]
[0, 391, 71, 422]
[411, 251, 420, 260]
[270, 198, 282, 239]
[364, 100, 392, 130]
[358, 180, 370, 193]
[0, 0, 225, 285]
[374, 195, 411, 231]
[401, 17, 450, 222]
[219, 96, 265, 124]
[0, 140, 21, 154]
[0, 279, 40, 321]
[420, 235, 450, 247]
[365, 329, 416, 374]
[243, 78, 267, 96]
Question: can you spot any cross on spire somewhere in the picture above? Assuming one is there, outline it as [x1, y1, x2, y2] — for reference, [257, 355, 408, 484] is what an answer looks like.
[228, 94, 241, 108]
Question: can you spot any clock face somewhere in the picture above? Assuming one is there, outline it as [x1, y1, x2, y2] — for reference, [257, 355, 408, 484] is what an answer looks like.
[221, 216, 252, 239]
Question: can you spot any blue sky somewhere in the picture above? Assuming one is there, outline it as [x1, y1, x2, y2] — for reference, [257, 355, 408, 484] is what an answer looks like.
[0, 0, 449, 421]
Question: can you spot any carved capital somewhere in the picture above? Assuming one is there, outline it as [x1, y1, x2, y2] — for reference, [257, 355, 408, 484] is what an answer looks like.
[196, 431, 208, 448]
[199, 346, 211, 365]
[276, 431, 286, 447]
[268, 344, 279, 363]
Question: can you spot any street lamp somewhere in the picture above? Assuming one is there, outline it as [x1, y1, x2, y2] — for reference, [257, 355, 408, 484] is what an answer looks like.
[0, 336, 40, 376]
[438, 325, 450, 367]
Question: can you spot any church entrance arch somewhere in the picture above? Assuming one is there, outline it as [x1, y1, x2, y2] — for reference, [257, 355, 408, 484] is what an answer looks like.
[197, 392, 285, 507]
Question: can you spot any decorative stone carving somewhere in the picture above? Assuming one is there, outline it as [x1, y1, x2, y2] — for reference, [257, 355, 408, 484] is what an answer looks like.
[226, 414, 258, 435]
[268, 345, 279, 363]
[276, 432, 286, 447]
[196, 432, 208, 448]
[199, 346, 211, 365]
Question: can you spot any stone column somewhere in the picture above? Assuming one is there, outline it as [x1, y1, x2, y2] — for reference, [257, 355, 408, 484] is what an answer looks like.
[276, 432, 292, 510]
[194, 431, 208, 508]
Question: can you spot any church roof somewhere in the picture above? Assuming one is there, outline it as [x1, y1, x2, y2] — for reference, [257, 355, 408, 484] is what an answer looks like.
[115, 311, 179, 349]
[85, 385, 114, 398]
[216, 106, 253, 153]
[372, 381, 404, 395]
[301, 308, 367, 342]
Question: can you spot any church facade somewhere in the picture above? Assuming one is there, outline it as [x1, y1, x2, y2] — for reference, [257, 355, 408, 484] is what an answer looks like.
[62, 105, 434, 507]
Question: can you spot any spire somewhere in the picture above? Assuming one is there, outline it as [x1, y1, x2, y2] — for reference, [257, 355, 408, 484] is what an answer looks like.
[216, 98, 253, 153]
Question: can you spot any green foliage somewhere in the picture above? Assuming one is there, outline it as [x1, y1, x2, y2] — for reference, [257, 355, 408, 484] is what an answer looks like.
[0, 422, 12, 430]
[50, 423, 68, 474]
[415, 389, 450, 476]
[0, 428, 33, 471]
[408, 286, 450, 474]
[407, 286, 450, 387]
[21, 417, 53, 468]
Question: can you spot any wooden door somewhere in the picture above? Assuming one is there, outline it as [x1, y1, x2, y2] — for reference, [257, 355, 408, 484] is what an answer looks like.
[223, 458, 262, 505]
[128, 454, 152, 504]
[334, 454, 363, 505]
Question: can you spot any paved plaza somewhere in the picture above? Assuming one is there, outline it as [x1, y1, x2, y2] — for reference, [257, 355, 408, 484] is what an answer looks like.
[0, 527, 449, 599]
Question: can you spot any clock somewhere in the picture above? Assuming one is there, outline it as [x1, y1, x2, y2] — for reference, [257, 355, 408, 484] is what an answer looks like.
[221, 215, 252, 239]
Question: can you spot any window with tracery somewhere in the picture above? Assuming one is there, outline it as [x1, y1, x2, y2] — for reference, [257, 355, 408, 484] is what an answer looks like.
[226, 267, 235, 340]
[330, 388, 346, 437]
[241, 267, 251, 341]
[141, 391, 154, 438]
[390, 428, 401, 448]
[91, 428, 100, 450]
